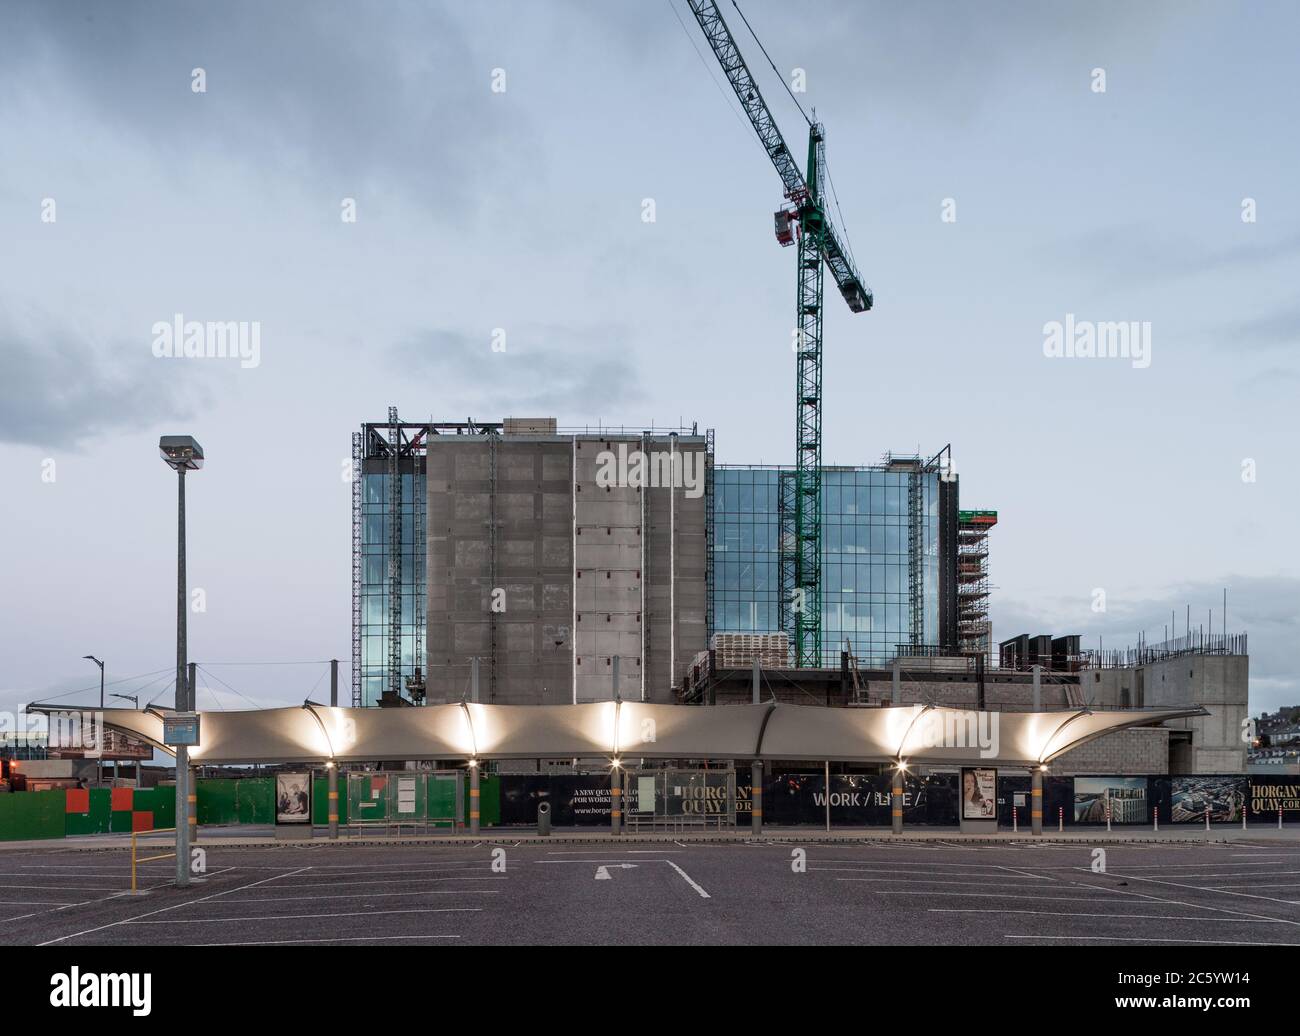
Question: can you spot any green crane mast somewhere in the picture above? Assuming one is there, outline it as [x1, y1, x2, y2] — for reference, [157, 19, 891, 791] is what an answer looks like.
[686, 0, 873, 666]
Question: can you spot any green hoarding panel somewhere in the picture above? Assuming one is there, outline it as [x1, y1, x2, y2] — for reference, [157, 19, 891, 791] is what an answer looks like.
[429, 775, 458, 825]
[87, 789, 112, 833]
[109, 810, 133, 833]
[238, 778, 274, 824]
[198, 779, 238, 824]
[0, 790, 67, 841]
[153, 788, 175, 830]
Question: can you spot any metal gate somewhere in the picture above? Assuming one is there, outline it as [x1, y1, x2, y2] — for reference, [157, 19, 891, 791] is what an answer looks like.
[345, 771, 464, 835]
[625, 769, 736, 832]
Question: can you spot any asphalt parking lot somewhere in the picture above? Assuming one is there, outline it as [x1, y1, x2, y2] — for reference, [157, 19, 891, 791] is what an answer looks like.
[4, 838, 1300, 945]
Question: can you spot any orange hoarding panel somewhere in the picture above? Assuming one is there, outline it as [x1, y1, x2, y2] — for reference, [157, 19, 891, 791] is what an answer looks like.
[131, 811, 153, 832]
[65, 788, 89, 814]
[111, 787, 134, 812]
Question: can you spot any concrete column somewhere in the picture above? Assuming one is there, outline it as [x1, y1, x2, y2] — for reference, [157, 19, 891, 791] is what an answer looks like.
[612, 655, 620, 700]
[174, 746, 189, 887]
[328, 763, 339, 839]
[751, 760, 763, 835]
[330, 658, 339, 707]
[469, 763, 481, 836]
[752, 659, 760, 704]
[1032, 664, 1041, 711]
[1031, 767, 1043, 836]
[611, 765, 622, 835]
[891, 767, 904, 835]
[891, 659, 901, 704]
[471, 657, 480, 703]
[188, 764, 198, 847]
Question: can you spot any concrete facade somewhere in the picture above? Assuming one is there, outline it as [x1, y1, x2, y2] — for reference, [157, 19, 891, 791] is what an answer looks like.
[426, 431, 708, 705]
[1079, 654, 1248, 773]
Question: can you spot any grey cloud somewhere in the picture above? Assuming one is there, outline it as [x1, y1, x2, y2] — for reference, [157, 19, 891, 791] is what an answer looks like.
[391, 325, 643, 418]
[1224, 301, 1300, 350]
[0, 0, 539, 222]
[0, 319, 200, 448]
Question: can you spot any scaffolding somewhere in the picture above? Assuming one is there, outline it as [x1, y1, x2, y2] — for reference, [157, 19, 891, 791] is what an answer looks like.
[957, 509, 997, 662]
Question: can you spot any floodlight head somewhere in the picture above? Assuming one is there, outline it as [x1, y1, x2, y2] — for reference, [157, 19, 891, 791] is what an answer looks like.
[159, 435, 204, 471]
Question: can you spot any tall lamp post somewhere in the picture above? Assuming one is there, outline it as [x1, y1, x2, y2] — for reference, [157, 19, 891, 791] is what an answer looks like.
[160, 435, 203, 887]
[82, 655, 105, 784]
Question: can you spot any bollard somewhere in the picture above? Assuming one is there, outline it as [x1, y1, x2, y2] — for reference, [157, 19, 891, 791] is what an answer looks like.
[1242, 809, 1247, 831]
[1031, 768, 1043, 837]
[469, 761, 481, 836]
[610, 764, 622, 835]
[1205, 805, 1211, 832]
[1012, 806, 1018, 833]
[1281, 806, 1285, 831]
[1154, 807, 1159, 832]
[751, 760, 763, 836]
[1106, 800, 1112, 833]
[1058, 806, 1063, 833]
[537, 800, 552, 836]
[890, 767, 904, 835]
[327, 762, 338, 840]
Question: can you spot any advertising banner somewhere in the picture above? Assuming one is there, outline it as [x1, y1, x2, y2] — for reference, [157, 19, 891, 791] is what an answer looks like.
[961, 767, 996, 820]
[1074, 776, 1148, 824]
[1248, 776, 1300, 821]
[275, 771, 312, 824]
[1170, 776, 1246, 822]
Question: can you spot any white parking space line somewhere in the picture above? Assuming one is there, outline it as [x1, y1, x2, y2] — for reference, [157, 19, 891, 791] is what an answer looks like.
[933, 908, 1290, 923]
[219, 889, 503, 903]
[821, 876, 1055, 888]
[233, 874, 495, 891]
[38, 866, 315, 946]
[126, 907, 482, 924]
[867, 889, 1129, 901]
[1006, 934, 1300, 945]
[194, 935, 461, 945]
[665, 859, 710, 898]
[1084, 869, 1300, 916]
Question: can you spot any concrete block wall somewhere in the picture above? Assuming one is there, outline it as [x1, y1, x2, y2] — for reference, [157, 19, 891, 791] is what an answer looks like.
[1051, 727, 1170, 775]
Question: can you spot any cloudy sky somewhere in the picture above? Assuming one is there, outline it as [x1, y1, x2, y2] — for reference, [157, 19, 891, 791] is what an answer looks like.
[1, 0, 1297, 722]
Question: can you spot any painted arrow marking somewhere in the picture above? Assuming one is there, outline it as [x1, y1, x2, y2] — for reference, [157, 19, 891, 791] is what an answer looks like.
[594, 864, 638, 880]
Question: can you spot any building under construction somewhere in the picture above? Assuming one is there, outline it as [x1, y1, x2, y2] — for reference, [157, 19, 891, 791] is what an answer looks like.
[957, 510, 997, 662]
[352, 413, 997, 705]
[352, 412, 710, 707]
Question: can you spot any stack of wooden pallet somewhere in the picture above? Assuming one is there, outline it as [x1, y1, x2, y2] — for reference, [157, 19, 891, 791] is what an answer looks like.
[710, 632, 790, 669]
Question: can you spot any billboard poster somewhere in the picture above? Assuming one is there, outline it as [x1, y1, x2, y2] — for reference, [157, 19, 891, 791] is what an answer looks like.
[1248, 777, 1300, 821]
[1074, 776, 1147, 824]
[1170, 776, 1246, 822]
[275, 772, 312, 824]
[961, 767, 996, 820]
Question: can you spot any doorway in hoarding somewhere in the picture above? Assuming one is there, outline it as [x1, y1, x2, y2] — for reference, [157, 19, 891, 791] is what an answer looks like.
[625, 769, 736, 832]
[345, 770, 463, 835]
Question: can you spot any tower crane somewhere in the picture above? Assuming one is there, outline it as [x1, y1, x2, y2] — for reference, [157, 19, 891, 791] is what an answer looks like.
[685, 0, 873, 666]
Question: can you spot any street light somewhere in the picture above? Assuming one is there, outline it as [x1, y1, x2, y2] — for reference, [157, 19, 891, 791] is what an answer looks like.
[160, 435, 203, 888]
[82, 655, 104, 784]
[82, 655, 105, 708]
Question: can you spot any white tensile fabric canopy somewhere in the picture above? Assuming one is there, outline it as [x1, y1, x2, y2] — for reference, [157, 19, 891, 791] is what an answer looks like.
[41, 702, 1206, 768]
